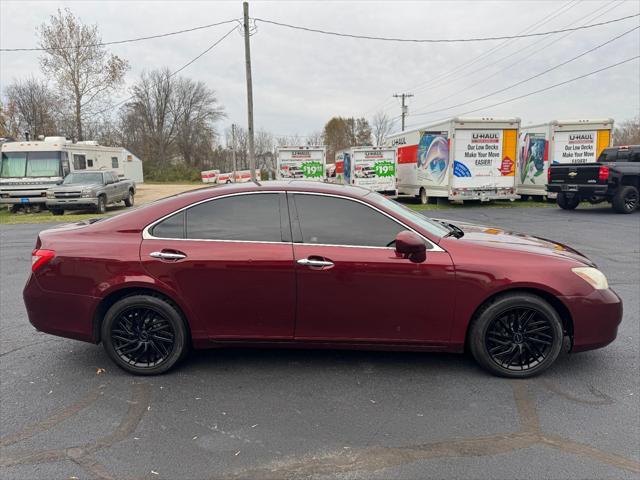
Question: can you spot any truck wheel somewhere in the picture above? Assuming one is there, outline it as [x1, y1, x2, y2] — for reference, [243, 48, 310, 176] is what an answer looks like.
[612, 185, 639, 214]
[557, 192, 579, 210]
[50, 209, 64, 216]
[96, 195, 107, 214]
[417, 188, 428, 205]
[520, 194, 530, 202]
[124, 190, 134, 207]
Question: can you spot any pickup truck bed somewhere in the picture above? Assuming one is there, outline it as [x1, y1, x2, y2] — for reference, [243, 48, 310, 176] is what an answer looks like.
[547, 145, 640, 214]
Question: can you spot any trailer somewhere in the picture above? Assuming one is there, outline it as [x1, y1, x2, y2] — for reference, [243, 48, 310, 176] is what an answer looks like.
[387, 117, 520, 204]
[201, 169, 220, 184]
[517, 118, 613, 200]
[335, 146, 397, 195]
[276, 146, 326, 181]
[0, 137, 143, 208]
[216, 170, 261, 184]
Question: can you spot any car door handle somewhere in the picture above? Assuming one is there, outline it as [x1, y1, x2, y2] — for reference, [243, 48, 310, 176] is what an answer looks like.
[150, 251, 187, 260]
[297, 258, 334, 268]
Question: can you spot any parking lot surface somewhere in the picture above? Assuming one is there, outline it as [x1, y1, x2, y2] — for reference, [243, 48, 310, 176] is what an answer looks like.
[1, 206, 638, 479]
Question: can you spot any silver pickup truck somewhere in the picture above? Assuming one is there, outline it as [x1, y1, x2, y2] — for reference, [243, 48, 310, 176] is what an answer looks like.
[46, 171, 136, 215]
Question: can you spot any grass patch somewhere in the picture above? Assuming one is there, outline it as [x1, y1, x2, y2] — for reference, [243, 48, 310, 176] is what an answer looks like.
[0, 207, 122, 225]
[403, 199, 557, 211]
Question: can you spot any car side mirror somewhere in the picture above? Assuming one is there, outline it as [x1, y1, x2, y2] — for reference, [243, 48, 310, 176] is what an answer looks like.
[56, 180, 63, 185]
[395, 231, 427, 263]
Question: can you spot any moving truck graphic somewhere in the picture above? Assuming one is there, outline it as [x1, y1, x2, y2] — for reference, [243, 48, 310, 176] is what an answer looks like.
[335, 146, 397, 195]
[517, 118, 613, 200]
[276, 146, 326, 181]
[386, 117, 520, 204]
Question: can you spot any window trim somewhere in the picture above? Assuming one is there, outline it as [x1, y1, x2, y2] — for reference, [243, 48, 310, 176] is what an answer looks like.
[142, 190, 443, 252]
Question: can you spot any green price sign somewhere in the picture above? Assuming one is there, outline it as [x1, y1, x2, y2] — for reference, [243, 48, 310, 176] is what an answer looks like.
[374, 161, 396, 177]
[301, 161, 323, 178]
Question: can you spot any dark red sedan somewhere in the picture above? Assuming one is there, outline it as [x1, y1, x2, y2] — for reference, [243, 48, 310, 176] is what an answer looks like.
[24, 181, 622, 377]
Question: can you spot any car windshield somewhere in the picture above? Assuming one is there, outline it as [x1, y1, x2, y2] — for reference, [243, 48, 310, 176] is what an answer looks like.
[366, 192, 451, 237]
[63, 173, 103, 184]
[1, 151, 61, 178]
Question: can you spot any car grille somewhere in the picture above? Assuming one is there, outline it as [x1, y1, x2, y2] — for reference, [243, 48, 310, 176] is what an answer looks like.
[54, 192, 82, 199]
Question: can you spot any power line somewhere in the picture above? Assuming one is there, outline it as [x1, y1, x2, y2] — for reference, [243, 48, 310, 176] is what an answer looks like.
[360, 0, 582, 118]
[254, 13, 638, 43]
[405, 0, 625, 112]
[93, 26, 238, 116]
[410, 25, 639, 118]
[403, 56, 640, 130]
[0, 19, 240, 52]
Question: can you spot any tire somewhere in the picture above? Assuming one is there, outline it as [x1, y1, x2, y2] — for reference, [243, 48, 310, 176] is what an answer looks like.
[95, 195, 106, 214]
[417, 188, 428, 205]
[519, 194, 530, 202]
[534, 195, 545, 202]
[124, 190, 134, 207]
[612, 185, 638, 214]
[50, 209, 64, 216]
[556, 192, 579, 210]
[468, 293, 564, 378]
[101, 295, 188, 375]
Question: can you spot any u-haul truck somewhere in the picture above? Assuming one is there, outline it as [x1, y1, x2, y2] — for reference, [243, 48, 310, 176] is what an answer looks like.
[276, 146, 326, 181]
[387, 117, 520, 204]
[201, 169, 220, 183]
[517, 118, 613, 200]
[216, 170, 261, 184]
[335, 146, 397, 195]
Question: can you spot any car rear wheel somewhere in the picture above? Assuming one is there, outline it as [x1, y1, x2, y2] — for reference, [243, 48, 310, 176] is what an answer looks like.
[557, 192, 579, 210]
[612, 185, 638, 214]
[469, 293, 564, 378]
[101, 295, 188, 375]
[124, 190, 134, 207]
[96, 195, 106, 214]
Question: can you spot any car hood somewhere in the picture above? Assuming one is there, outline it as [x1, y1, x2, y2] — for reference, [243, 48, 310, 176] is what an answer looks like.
[440, 220, 594, 266]
[51, 183, 101, 192]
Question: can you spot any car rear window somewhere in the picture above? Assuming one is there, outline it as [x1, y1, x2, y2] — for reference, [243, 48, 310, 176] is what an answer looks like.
[151, 211, 185, 239]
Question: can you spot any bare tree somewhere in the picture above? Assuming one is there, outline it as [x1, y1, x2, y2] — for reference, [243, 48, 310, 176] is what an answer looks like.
[38, 8, 129, 140]
[4, 78, 60, 139]
[372, 110, 393, 146]
[613, 116, 640, 146]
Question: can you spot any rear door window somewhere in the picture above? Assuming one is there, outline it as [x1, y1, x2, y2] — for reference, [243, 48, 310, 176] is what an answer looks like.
[186, 193, 284, 242]
[291, 194, 406, 247]
[152, 211, 185, 239]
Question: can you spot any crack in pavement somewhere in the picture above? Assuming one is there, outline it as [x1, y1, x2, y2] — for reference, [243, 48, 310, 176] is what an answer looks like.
[222, 382, 640, 479]
[0, 383, 150, 480]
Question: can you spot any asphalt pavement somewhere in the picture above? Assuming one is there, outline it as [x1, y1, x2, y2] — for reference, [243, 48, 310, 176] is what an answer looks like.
[1, 205, 638, 479]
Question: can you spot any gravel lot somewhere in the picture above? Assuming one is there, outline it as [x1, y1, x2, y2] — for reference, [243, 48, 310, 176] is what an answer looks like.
[1, 206, 638, 479]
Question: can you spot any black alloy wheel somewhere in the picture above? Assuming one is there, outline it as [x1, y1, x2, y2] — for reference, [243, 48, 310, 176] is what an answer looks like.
[102, 295, 188, 375]
[111, 306, 175, 368]
[612, 185, 638, 214]
[485, 307, 554, 372]
[469, 293, 564, 378]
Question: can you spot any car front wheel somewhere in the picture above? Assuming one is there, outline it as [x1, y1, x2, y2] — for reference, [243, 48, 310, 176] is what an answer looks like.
[124, 190, 134, 207]
[96, 195, 106, 214]
[101, 295, 189, 375]
[469, 293, 564, 378]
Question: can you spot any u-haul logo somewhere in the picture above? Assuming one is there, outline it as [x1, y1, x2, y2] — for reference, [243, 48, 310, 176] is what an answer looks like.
[390, 137, 406, 146]
[568, 133, 594, 144]
[472, 133, 499, 143]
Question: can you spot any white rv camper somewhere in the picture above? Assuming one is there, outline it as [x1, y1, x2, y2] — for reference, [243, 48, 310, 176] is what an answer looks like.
[517, 118, 613, 200]
[0, 137, 143, 208]
[387, 117, 520, 204]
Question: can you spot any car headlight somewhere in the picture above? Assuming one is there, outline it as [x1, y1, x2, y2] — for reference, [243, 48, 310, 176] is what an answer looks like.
[81, 189, 92, 198]
[46, 191, 55, 198]
[572, 267, 609, 290]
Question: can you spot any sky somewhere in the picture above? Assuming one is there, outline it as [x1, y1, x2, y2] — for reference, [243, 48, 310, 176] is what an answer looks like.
[1, 0, 639, 141]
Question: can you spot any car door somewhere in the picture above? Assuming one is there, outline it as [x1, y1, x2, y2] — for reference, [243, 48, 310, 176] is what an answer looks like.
[289, 192, 456, 344]
[140, 192, 296, 339]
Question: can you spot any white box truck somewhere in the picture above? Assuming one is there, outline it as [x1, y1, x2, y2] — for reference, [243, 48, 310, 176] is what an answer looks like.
[276, 146, 326, 181]
[387, 117, 520, 204]
[217, 170, 261, 184]
[335, 146, 397, 195]
[517, 118, 613, 200]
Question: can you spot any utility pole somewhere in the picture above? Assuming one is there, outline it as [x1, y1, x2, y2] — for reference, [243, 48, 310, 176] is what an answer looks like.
[231, 123, 237, 182]
[243, 2, 256, 181]
[393, 93, 413, 131]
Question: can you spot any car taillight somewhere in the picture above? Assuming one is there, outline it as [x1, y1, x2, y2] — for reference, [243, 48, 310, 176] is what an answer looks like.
[547, 166, 552, 182]
[31, 249, 55, 272]
[598, 166, 609, 181]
